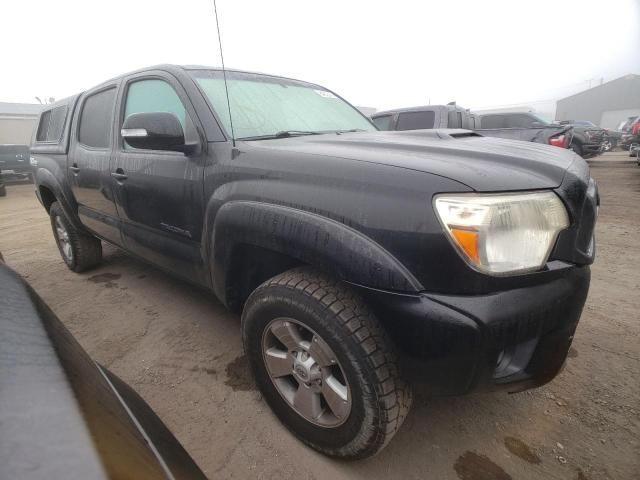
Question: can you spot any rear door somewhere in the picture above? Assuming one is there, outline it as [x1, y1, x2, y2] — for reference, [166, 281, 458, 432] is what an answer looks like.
[111, 71, 206, 283]
[68, 83, 122, 245]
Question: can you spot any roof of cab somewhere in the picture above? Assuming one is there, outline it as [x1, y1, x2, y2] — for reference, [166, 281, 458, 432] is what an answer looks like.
[87, 64, 325, 95]
[372, 104, 469, 118]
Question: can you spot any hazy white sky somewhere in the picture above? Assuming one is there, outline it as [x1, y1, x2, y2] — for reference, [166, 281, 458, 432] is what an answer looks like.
[2, 0, 639, 113]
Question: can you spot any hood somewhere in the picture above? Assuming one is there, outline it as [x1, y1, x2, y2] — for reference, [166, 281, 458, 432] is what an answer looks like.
[245, 130, 579, 192]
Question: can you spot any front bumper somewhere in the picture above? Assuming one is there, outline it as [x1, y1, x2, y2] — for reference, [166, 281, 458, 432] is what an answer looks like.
[352, 265, 590, 396]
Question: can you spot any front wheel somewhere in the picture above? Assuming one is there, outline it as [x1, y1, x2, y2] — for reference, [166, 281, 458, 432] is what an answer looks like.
[242, 267, 412, 459]
[50, 202, 102, 272]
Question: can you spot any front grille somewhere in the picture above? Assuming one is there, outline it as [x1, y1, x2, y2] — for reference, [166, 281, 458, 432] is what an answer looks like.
[585, 130, 605, 143]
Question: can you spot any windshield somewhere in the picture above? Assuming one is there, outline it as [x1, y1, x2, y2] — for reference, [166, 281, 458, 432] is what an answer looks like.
[191, 70, 376, 140]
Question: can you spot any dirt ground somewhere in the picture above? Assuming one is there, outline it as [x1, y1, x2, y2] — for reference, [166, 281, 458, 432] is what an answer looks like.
[1, 152, 638, 480]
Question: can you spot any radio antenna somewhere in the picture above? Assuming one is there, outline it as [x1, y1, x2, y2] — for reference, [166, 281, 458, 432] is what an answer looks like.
[212, 0, 236, 147]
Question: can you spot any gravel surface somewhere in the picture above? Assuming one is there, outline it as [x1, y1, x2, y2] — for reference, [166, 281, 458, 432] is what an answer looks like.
[0, 152, 638, 479]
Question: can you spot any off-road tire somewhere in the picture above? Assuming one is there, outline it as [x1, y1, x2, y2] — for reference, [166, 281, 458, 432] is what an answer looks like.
[49, 202, 102, 272]
[0, 184, 6, 197]
[242, 267, 412, 459]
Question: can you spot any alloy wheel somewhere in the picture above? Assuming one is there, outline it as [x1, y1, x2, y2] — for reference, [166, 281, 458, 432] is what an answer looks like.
[55, 216, 73, 262]
[261, 317, 352, 427]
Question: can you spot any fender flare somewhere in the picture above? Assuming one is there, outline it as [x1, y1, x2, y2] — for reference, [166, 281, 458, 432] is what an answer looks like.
[34, 169, 84, 231]
[209, 201, 423, 303]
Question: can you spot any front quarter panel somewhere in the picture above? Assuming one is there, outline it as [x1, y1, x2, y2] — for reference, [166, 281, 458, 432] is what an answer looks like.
[203, 141, 473, 301]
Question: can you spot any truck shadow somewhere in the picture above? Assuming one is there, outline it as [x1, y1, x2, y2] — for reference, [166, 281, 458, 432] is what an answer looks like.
[94, 246, 547, 480]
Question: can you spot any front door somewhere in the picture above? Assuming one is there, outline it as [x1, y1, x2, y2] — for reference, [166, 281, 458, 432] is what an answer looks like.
[111, 73, 207, 285]
[68, 84, 122, 245]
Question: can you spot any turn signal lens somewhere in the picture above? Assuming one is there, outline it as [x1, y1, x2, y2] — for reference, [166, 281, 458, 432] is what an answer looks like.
[434, 192, 569, 275]
[450, 228, 480, 263]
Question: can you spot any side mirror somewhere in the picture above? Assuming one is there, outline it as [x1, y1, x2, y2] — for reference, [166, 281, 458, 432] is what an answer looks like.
[531, 121, 544, 128]
[121, 112, 194, 153]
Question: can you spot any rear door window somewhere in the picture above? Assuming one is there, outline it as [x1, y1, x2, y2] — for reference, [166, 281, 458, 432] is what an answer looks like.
[372, 115, 393, 131]
[78, 88, 116, 148]
[396, 111, 435, 130]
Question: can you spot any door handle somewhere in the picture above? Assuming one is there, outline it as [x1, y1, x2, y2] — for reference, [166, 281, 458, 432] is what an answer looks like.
[111, 168, 128, 181]
[70, 164, 80, 173]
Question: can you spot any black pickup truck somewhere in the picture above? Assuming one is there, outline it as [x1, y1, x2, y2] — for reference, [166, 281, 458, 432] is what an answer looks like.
[555, 120, 607, 158]
[372, 105, 573, 150]
[31, 65, 597, 459]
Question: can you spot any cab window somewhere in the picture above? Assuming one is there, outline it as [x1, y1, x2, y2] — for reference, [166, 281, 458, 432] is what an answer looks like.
[123, 79, 187, 149]
[36, 107, 67, 143]
[78, 88, 116, 148]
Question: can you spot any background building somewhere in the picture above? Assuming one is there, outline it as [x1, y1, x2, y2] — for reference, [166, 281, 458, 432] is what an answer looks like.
[0, 102, 42, 144]
[555, 74, 640, 129]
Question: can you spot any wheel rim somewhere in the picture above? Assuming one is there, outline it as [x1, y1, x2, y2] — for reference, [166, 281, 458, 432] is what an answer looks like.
[55, 216, 73, 262]
[261, 317, 352, 427]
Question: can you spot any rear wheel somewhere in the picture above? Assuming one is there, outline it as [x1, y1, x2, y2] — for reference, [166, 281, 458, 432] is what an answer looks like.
[242, 267, 412, 459]
[0, 184, 6, 197]
[50, 202, 102, 272]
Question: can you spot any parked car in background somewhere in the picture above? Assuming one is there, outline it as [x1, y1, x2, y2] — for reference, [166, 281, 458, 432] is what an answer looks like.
[0, 258, 207, 480]
[555, 120, 607, 158]
[602, 128, 623, 151]
[618, 115, 640, 153]
[0, 144, 31, 181]
[474, 111, 573, 149]
[371, 105, 573, 150]
[371, 103, 477, 130]
[31, 65, 597, 459]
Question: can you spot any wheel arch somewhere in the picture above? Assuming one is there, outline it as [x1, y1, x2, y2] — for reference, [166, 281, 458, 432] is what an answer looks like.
[35, 170, 84, 231]
[209, 201, 423, 309]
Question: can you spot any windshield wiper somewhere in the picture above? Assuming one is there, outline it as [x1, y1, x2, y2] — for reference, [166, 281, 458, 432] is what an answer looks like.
[238, 130, 321, 141]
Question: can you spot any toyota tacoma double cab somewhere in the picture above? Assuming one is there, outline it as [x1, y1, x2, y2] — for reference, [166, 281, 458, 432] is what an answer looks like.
[31, 65, 597, 459]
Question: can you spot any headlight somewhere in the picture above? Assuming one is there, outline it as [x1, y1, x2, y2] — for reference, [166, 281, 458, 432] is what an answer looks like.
[434, 192, 569, 275]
